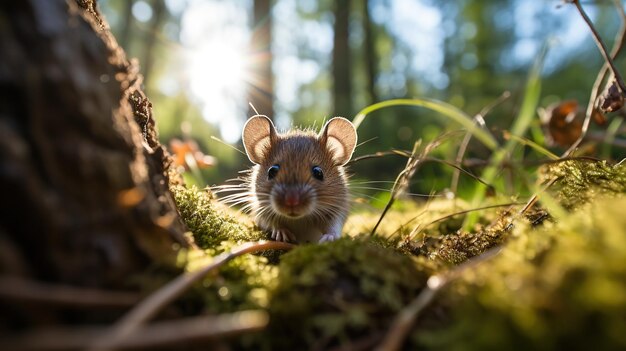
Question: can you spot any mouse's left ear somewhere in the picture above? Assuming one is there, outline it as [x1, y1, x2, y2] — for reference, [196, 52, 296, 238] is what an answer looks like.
[319, 117, 357, 165]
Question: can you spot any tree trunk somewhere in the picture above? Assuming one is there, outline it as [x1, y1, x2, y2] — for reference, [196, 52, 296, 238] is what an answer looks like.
[363, 0, 379, 104]
[119, 0, 135, 50]
[332, 0, 353, 117]
[249, 0, 274, 119]
[141, 0, 167, 90]
[0, 0, 188, 328]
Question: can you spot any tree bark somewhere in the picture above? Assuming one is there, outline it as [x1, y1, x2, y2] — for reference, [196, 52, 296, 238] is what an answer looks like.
[0, 0, 188, 328]
[333, 0, 353, 117]
[249, 0, 274, 118]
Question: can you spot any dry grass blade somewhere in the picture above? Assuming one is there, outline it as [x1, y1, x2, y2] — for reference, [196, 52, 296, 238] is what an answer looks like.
[347, 150, 404, 165]
[348, 150, 492, 190]
[375, 246, 503, 351]
[423, 157, 493, 190]
[1, 311, 268, 351]
[369, 132, 465, 235]
[422, 202, 524, 229]
[451, 91, 510, 193]
[88, 241, 295, 351]
[369, 140, 422, 235]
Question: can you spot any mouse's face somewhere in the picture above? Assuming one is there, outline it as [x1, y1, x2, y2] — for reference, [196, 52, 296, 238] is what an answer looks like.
[242, 116, 357, 221]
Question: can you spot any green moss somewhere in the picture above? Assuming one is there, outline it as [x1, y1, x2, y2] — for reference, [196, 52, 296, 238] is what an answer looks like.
[415, 196, 626, 350]
[169, 161, 626, 350]
[543, 160, 626, 210]
[429, 209, 513, 265]
[189, 245, 279, 314]
[171, 185, 278, 322]
[263, 238, 434, 350]
[172, 185, 267, 249]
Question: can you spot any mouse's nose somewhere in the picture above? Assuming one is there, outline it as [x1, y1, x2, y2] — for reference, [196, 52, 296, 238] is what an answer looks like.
[284, 190, 300, 207]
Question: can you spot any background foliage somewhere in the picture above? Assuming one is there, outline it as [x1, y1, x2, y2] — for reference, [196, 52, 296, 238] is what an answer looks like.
[99, 0, 625, 199]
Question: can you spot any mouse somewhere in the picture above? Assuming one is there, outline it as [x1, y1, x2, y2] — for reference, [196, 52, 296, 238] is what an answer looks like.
[240, 115, 357, 244]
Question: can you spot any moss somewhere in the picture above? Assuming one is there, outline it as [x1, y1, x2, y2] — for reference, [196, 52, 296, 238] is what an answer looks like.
[429, 209, 514, 265]
[543, 160, 626, 210]
[168, 160, 626, 350]
[263, 238, 435, 350]
[171, 185, 279, 322]
[414, 196, 626, 350]
[172, 185, 267, 249]
[184, 244, 279, 315]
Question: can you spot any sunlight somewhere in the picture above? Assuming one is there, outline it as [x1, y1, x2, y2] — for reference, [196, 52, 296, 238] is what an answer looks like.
[188, 41, 246, 115]
[180, 1, 249, 143]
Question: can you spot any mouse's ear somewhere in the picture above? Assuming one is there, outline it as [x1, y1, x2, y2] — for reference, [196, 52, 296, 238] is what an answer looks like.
[242, 115, 276, 164]
[319, 117, 357, 165]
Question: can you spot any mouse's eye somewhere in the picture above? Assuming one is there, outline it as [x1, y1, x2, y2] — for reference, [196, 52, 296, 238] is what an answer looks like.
[267, 164, 280, 180]
[312, 166, 324, 181]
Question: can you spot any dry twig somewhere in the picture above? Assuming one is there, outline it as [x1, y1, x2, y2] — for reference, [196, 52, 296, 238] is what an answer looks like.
[375, 247, 503, 351]
[0, 311, 268, 351]
[0, 276, 139, 308]
[451, 91, 510, 193]
[88, 240, 294, 351]
[565, 0, 626, 154]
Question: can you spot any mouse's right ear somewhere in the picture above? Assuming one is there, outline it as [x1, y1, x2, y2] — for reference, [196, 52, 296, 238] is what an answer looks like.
[242, 115, 276, 164]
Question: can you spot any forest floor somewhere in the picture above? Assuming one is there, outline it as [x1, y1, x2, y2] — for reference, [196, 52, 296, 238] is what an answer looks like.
[171, 159, 626, 350]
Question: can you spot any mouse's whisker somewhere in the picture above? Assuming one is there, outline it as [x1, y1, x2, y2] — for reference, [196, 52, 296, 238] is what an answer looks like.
[239, 204, 257, 213]
[211, 189, 249, 196]
[349, 180, 396, 185]
[224, 200, 252, 208]
[218, 195, 255, 204]
[349, 192, 378, 201]
[211, 185, 248, 191]
[349, 186, 398, 191]
[218, 190, 254, 197]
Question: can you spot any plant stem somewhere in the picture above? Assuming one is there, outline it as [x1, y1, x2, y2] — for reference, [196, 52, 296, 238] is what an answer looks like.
[571, 0, 626, 93]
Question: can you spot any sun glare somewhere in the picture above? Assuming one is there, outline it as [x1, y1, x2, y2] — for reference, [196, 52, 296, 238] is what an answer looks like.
[180, 1, 249, 143]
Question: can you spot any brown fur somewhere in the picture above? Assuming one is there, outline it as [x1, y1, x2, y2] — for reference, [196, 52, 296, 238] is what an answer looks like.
[242, 116, 356, 243]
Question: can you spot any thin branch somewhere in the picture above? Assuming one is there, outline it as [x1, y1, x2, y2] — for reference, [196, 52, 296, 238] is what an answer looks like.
[89, 241, 294, 351]
[376, 246, 503, 351]
[0, 276, 139, 308]
[566, 0, 626, 154]
[349, 150, 493, 190]
[387, 202, 523, 239]
[571, 0, 626, 92]
[517, 177, 559, 219]
[423, 157, 493, 190]
[423, 202, 525, 228]
[461, 155, 602, 168]
[0, 311, 268, 351]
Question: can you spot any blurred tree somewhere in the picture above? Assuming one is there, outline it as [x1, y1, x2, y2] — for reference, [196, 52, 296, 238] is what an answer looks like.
[441, 1, 515, 114]
[333, 0, 353, 116]
[250, 0, 274, 119]
[141, 0, 167, 89]
[119, 0, 134, 50]
[363, 0, 379, 104]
